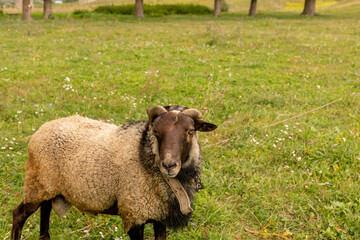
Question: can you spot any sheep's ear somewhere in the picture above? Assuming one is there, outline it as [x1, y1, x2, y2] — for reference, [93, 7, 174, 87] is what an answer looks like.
[195, 120, 217, 132]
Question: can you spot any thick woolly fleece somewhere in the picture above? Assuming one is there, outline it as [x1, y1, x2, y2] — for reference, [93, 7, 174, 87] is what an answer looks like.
[23, 115, 201, 232]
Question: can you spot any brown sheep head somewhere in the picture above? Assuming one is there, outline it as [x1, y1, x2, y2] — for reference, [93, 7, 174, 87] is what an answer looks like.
[147, 106, 217, 178]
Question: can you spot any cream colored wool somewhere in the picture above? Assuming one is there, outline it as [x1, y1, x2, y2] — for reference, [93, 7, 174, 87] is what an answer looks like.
[23, 116, 174, 232]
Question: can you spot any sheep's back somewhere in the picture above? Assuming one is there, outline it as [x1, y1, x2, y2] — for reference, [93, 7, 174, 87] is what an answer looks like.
[24, 116, 145, 211]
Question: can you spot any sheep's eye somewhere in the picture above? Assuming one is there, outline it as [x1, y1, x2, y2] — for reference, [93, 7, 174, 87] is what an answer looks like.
[187, 129, 195, 135]
[153, 130, 160, 136]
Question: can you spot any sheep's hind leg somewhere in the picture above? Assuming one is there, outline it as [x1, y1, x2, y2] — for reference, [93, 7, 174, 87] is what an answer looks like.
[128, 224, 145, 240]
[11, 201, 41, 240]
[153, 221, 166, 240]
[40, 200, 52, 240]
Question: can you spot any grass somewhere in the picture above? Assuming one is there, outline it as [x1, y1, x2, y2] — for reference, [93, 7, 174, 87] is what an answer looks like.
[1, 2, 360, 239]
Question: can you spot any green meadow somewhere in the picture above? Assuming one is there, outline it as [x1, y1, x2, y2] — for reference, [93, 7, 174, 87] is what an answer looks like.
[1, 1, 360, 239]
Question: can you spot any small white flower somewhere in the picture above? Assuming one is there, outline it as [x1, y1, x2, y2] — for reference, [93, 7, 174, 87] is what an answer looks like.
[297, 157, 302, 161]
[273, 144, 277, 148]
[17, 111, 22, 114]
[1, 147, 6, 150]
[65, 77, 70, 82]
[342, 138, 346, 142]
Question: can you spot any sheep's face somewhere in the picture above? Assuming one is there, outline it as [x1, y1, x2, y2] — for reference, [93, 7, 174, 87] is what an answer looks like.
[150, 110, 217, 178]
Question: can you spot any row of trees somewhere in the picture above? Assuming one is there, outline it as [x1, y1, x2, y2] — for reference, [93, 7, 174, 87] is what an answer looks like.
[20, 0, 317, 20]
[129, 0, 317, 18]
[213, 0, 316, 17]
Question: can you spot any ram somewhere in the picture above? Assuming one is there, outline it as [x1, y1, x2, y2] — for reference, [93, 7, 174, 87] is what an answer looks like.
[12, 105, 217, 240]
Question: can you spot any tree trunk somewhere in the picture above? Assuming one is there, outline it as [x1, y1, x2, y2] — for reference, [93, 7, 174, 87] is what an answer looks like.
[22, 0, 32, 20]
[213, 0, 221, 17]
[301, 0, 316, 16]
[43, 0, 52, 19]
[134, 0, 144, 17]
[248, 0, 257, 16]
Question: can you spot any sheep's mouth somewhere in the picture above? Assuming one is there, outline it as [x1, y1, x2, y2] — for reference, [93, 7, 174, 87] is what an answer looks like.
[164, 172, 178, 178]
[161, 169, 180, 178]
[160, 164, 181, 178]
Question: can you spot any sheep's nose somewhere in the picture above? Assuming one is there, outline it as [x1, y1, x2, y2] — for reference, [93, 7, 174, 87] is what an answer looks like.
[162, 162, 177, 171]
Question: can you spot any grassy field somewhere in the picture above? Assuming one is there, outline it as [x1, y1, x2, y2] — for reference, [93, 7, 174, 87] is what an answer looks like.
[1, 1, 360, 239]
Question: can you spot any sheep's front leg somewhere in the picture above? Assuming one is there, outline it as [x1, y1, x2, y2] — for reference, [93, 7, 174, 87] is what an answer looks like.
[128, 224, 145, 240]
[153, 221, 166, 240]
[40, 200, 52, 240]
[11, 201, 41, 240]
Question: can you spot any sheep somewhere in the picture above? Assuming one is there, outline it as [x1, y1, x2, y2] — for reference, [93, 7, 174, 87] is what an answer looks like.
[11, 105, 217, 240]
